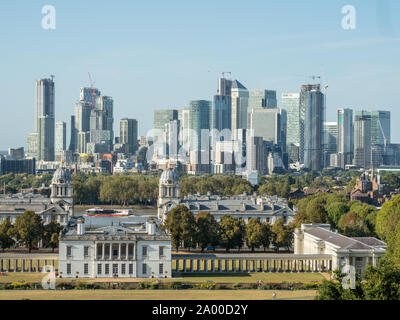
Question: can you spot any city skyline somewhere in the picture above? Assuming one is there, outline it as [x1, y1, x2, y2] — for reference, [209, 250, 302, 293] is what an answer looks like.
[0, 1, 400, 149]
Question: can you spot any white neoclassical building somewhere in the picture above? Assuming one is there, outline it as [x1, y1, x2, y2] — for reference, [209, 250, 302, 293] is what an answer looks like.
[157, 168, 294, 224]
[0, 168, 73, 226]
[294, 224, 386, 276]
[58, 217, 172, 278]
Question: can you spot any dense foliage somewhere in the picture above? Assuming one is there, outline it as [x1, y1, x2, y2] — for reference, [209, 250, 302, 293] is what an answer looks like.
[292, 193, 377, 237]
[316, 258, 400, 300]
[162, 205, 294, 252]
[1, 211, 62, 252]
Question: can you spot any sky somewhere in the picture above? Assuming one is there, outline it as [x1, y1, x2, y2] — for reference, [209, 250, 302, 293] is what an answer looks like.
[0, 0, 399, 150]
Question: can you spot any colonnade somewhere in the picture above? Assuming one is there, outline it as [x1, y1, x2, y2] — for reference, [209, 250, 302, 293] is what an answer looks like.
[172, 254, 332, 273]
[0, 254, 58, 272]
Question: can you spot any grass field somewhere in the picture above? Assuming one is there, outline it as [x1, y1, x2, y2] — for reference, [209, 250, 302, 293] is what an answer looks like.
[0, 272, 324, 284]
[0, 289, 317, 300]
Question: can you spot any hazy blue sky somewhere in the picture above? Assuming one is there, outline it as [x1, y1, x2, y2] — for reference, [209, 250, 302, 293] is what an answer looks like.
[0, 0, 399, 150]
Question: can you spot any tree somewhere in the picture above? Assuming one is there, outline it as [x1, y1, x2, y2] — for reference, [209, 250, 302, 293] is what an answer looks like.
[260, 222, 272, 251]
[0, 217, 14, 252]
[271, 218, 293, 251]
[180, 208, 197, 251]
[162, 205, 187, 252]
[363, 258, 400, 300]
[195, 211, 219, 252]
[10, 211, 44, 253]
[219, 215, 244, 252]
[339, 212, 371, 237]
[43, 221, 62, 252]
[245, 218, 263, 251]
[315, 270, 364, 300]
[326, 202, 349, 227]
[376, 194, 400, 242]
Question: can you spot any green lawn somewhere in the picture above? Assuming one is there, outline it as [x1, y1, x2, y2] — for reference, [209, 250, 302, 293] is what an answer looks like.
[0, 272, 324, 284]
[178, 272, 324, 283]
[0, 289, 317, 300]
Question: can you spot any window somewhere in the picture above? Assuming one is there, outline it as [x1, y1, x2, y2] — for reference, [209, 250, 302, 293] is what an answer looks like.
[159, 246, 164, 258]
[84, 246, 89, 258]
[112, 264, 118, 275]
[84, 263, 88, 275]
[142, 246, 148, 257]
[97, 264, 102, 275]
[121, 264, 126, 275]
[105, 264, 110, 275]
[66, 246, 72, 258]
[142, 263, 147, 274]
[129, 264, 133, 275]
[159, 263, 164, 274]
[128, 244, 134, 259]
[66, 264, 71, 274]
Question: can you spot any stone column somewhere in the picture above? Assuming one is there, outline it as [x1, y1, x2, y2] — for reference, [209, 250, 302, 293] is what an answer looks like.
[14, 259, 18, 272]
[196, 259, 200, 272]
[204, 259, 208, 272]
[102, 243, 105, 260]
[211, 260, 215, 272]
[109, 244, 112, 260]
[22, 260, 25, 272]
[126, 244, 129, 260]
[183, 259, 187, 272]
[118, 243, 121, 260]
[189, 259, 193, 272]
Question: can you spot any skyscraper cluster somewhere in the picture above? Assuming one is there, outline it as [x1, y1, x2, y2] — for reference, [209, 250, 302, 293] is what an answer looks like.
[23, 76, 396, 178]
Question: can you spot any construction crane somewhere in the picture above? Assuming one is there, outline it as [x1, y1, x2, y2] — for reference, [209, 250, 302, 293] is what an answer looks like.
[208, 70, 232, 79]
[88, 72, 96, 108]
[378, 119, 388, 152]
[295, 75, 321, 84]
[50, 74, 55, 81]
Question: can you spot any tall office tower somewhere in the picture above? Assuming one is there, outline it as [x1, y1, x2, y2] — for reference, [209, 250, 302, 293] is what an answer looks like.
[120, 118, 138, 154]
[26, 133, 39, 158]
[302, 84, 325, 171]
[370, 111, 391, 146]
[77, 131, 90, 154]
[188, 100, 212, 152]
[55, 121, 67, 153]
[153, 109, 178, 131]
[217, 77, 233, 96]
[75, 101, 92, 132]
[248, 108, 281, 145]
[89, 95, 114, 153]
[80, 87, 101, 107]
[231, 80, 249, 138]
[68, 115, 76, 152]
[213, 95, 232, 133]
[354, 111, 372, 169]
[323, 122, 338, 166]
[337, 108, 354, 168]
[34, 78, 55, 161]
[153, 109, 178, 156]
[246, 90, 277, 128]
[164, 120, 180, 159]
[282, 93, 301, 163]
[178, 108, 190, 155]
[246, 135, 267, 174]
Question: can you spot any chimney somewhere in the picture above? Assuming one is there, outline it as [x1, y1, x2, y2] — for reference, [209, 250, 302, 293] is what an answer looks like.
[146, 219, 156, 235]
[77, 217, 85, 235]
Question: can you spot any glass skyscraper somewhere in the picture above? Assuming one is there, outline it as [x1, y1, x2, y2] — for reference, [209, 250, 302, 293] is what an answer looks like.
[302, 84, 325, 171]
[282, 93, 301, 163]
[189, 100, 211, 152]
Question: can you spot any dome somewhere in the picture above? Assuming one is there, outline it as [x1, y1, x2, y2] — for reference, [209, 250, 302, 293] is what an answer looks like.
[52, 168, 72, 184]
[160, 168, 179, 184]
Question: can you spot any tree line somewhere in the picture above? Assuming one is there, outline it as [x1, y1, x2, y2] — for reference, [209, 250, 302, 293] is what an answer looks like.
[0, 211, 61, 253]
[162, 205, 294, 252]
